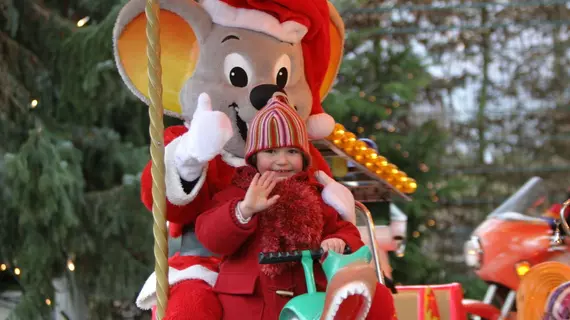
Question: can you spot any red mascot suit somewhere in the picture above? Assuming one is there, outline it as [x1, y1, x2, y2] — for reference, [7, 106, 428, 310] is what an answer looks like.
[113, 0, 396, 319]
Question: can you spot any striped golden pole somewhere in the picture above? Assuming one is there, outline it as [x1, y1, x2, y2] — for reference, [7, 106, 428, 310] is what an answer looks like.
[145, 0, 169, 318]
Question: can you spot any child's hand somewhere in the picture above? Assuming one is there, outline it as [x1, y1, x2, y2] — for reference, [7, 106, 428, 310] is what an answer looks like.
[239, 171, 280, 219]
[321, 238, 346, 254]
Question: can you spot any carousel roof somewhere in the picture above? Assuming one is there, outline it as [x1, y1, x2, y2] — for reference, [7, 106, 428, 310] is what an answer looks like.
[314, 123, 417, 201]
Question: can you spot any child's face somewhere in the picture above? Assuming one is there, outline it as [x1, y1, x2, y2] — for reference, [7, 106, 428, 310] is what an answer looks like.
[256, 148, 304, 180]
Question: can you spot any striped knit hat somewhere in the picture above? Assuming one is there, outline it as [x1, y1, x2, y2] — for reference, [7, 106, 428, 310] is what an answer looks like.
[245, 95, 311, 167]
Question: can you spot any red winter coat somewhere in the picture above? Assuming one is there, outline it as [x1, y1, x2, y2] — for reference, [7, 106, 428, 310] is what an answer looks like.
[195, 166, 364, 320]
[140, 125, 333, 237]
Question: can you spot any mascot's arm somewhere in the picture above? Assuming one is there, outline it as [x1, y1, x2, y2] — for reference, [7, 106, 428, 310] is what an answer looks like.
[321, 204, 364, 252]
[196, 188, 258, 256]
[310, 145, 357, 225]
[309, 144, 332, 177]
[140, 125, 211, 225]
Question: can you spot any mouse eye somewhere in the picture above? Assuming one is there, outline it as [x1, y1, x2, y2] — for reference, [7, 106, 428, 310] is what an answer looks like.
[224, 53, 252, 88]
[274, 54, 291, 89]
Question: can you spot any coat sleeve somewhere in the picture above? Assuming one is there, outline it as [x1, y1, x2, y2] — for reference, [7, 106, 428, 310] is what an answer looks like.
[140, 125, 212, 226]
[321, 204, 364, 252]
[195, 187, 259, 256]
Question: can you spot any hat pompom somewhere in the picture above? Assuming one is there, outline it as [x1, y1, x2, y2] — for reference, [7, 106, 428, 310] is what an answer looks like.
[307, 113, 335, 140]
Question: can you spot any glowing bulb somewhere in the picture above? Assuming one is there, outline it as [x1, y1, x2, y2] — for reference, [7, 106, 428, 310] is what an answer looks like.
[412, 231, 420, 238]
[30, 99, 38, 108]
[46, 299, 52, 306]
[67, 260, 75, 272]
[14, 268, 21, 275]
[427, 219, 436, 227]
[77, 16, 90, 27]
[0, 264, 6, 271]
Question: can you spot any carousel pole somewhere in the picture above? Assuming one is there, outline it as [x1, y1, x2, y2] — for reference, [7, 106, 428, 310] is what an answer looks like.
[145, 0, 169, 319]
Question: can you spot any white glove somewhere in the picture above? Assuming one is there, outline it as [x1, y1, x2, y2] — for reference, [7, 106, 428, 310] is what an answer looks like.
[315, 171, 356, 225]
[175, 93, 234, 181]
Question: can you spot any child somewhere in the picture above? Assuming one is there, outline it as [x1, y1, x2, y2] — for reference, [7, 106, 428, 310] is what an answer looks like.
[195, 95, 369, 320]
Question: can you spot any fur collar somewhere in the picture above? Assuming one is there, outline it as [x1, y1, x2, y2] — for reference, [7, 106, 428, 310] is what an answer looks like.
[233, 166, 325, 277]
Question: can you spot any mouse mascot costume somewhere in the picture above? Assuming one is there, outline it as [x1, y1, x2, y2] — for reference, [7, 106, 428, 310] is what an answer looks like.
[113, 0, 396, 319]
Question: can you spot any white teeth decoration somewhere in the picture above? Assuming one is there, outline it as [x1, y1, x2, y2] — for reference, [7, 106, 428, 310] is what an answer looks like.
[324, 282, 373, 320]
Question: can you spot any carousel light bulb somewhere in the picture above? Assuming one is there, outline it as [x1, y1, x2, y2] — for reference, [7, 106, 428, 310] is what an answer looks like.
[427, 219, 436, 227]
[30, 99, 38, 108]
[329, 123, 345, 140]
[14, 268, 21, 276]
[46, 299, 52, 306]
[0, 264, 6, 271]
[67, 260, 75, 272]
[365, 151, 378, 161]
[412, 231, 420, 238]
[77, 16, 90, 27]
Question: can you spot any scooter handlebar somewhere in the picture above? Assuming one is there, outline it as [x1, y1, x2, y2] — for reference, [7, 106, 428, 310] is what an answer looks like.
[259, 246, 351, 264]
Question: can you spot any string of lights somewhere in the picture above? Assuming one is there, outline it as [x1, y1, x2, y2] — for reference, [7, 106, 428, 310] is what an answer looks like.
[0, 257, 76, 307]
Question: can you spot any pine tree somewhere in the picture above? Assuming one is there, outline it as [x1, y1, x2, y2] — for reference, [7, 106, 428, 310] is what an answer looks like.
[0, 1, 157, 318]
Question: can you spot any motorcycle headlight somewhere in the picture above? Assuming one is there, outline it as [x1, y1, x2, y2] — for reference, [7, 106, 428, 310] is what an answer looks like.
[515, 261, 531, 278]
[464, 236, 484, 269]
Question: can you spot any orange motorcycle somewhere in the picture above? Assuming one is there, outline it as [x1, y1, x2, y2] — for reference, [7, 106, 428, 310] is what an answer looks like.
[462, 177, 570, 320]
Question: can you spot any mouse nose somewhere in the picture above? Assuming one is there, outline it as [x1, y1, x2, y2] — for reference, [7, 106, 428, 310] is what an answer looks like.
[250, 84, 285, 110]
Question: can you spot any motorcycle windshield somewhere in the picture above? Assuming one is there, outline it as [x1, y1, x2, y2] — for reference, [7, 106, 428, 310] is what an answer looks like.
[488, 176, 548, 218]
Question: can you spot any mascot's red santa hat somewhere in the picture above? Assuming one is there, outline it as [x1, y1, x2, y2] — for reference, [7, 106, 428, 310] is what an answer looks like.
[200, 0, 336, 140]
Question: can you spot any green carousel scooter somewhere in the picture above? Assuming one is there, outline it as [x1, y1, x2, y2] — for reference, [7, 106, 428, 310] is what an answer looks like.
[259, 201, 385, 320]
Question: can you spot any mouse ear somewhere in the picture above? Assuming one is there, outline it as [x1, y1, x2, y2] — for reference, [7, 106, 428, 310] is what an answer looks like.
[319, 1, 344, 102]
[113, 0, 212, 118]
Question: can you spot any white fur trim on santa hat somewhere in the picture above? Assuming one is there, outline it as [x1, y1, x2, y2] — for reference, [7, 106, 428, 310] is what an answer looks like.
[307, 113, 336, 140]
[200, 0, 308, 43]
[136, 265, 219, 310]
[165, 136, 209, 205]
